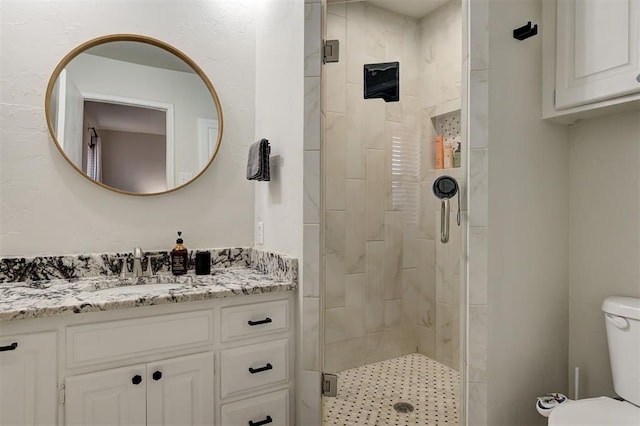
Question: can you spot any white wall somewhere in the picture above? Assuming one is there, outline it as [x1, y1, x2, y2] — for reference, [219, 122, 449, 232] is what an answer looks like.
[568, 110, 640, 399]
[253, 0, 304, 259]
[0, 0, 256, 256]
[486, 0, 570, 424]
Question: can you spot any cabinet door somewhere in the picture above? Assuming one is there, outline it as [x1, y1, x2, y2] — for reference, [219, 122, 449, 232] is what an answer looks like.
[556, 0, 640, 109]
[0, 331, 57, 426]
[65, 364, 146, 426]
[146, 352, 214, 426]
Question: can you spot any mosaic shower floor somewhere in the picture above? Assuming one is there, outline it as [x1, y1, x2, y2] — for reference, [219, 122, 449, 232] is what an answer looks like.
[323, 353, 461, 425]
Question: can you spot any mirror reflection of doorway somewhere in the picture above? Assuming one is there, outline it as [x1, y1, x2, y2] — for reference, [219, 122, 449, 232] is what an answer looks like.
[83, 101, 167, 193]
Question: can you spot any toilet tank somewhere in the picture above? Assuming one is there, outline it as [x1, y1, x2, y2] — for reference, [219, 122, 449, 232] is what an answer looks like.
[602, 296, 640, 406]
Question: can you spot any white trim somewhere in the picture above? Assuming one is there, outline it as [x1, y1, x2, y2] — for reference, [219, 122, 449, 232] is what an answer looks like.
[80, 92, 175, 188]
[197, 118, 219, 170]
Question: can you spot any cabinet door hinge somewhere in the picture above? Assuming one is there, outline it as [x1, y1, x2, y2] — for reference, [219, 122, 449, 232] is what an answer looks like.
[58, 383, 65, 405]
[322, 373, 337, 397]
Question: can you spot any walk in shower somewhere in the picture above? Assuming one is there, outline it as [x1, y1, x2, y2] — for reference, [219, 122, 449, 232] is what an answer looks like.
[321, 0, 466, 424]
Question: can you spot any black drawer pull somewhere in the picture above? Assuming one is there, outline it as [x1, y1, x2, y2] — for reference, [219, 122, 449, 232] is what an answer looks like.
[248, 363, 273, 374]
[248, 317, 272, 326]
[131, 375, 142, 385]
[249, 415, 272, 426]
[0, 342, 18, 352]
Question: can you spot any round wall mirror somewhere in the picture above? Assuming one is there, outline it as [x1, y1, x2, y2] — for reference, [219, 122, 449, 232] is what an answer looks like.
[45, 34, 223, 195]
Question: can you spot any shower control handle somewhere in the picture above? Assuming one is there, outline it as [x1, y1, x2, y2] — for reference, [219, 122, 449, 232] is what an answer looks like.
[440, 198, 450, 243]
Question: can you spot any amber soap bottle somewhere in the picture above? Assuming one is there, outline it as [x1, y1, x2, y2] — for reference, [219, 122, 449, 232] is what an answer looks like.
[171, 231, 188, 275]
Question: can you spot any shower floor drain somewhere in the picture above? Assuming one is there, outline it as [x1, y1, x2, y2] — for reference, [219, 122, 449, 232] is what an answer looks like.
[393, 402, 414, 413]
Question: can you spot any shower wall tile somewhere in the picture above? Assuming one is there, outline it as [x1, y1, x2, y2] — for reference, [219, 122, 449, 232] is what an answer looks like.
[468, 382, 488, 426]
[366, 149, 386, 241]
[345, 179, 366, 274]
[304, 3, 322, 78]
[303, 296, 320, 371]
[469, 0, 489, 71]
[364, 6, 387, 59]
[469, 228, 488, 305]
[417, 238, 436, 328]
[469, 148, 488, 227]
[469, 305, 488, 382]
[436, 303, 454, 368]
[345, 273, 365, 338]
[346, 83, 365, 179]
[299, 370, 321, 426]
[417, 324, 436, 358]
[402, 222, 418, 268]
[325, 307, 347, 344]
[345, 2, 366, 85]
[401, 23, 422, 96]
[384, 299, 402, 329]
[470, 70, 489, 149]
[325, 12, 346, 114]
[364, 241, 385, 333]
[402, 267, 418, 353]
[384, 211, 404, 300]
[304, 76, 321, 150]
[303, 224, 320, 297]
[364, 100, 386, 149]
[325, 211, 346, 308]
[327, 2, 345, 17]
[303, 150, 320, 224]
[325, 112, 346, 211]
[419, 180, 437, 240]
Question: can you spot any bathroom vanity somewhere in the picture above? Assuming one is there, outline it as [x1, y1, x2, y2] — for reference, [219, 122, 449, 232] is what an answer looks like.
[0, 249, 297, 426]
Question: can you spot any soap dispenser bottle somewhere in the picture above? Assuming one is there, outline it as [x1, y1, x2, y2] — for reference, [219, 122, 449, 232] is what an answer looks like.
[171, 231, 188, 275]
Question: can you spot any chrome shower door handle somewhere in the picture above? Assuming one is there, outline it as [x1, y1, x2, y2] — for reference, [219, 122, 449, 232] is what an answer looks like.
[440, 198, 450, 244]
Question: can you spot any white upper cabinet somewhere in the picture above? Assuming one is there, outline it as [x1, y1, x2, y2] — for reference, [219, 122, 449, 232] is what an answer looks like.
[556, 0, 640, 109]
[543, 0, 640, 121]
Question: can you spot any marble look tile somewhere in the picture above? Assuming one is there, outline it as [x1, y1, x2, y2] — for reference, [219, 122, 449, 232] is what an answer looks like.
[417, 238, 436, 328]
[436, 303, 454, 369]
[384, 211, 403, 300]
[325, 306, 347, 344]
[366, 149, 386, 241]
[327, 2, 345, 17]
[401, 22, 421, 96]
[345, 273, 365, 338]
[325, 112, 347, 211]
[402, 222, 418, 268]
[384, 299, 402, 329]
[401, 268, 418, 353]
[303, 224, 320, 297]
[469, 149, 488, 228]
[345, 179, 366, 274]
[326, 12, 346, 114]
[304, 150, 320, 224]
[385, 101, 404, 124]
[469, 0, 489, 71]
[346, 83, 365, 179]
[468, 382, 488, 426]
[304, 3, 322, 78]
[345, 2, 366, 85]
[299, 370, 322, 426]
[364, 100, 386, 149]
[325, 211, 346, 308]
[469, 228, 488, 305]
[416, 324, 436, 358]
[419, 180, 437, 240]
[304, 76, 321, 151]
[364, 241, 385, 333]
[469, 304, 487, 382]
[469, 70, 488, 149]
[303, 297, 321, 371]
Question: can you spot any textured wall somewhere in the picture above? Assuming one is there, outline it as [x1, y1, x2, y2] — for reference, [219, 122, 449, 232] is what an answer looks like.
[0, 0, 256, 256]
[568, 110, 640, 399]
[323, 0, 463, 374]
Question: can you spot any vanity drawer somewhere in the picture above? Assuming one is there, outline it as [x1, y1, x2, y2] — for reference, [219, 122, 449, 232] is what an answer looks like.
[221, 389, 289, 426]
[220, 338, 289, 398]
[220, 299, 289, 342]
[66, 310, 212, 368]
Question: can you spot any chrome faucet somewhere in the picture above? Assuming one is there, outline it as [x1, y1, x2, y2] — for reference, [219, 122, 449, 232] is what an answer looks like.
[132, 247, 144, 278]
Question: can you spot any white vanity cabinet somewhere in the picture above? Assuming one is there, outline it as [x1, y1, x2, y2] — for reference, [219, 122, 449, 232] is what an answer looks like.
[0, 331, 58, 426]
[543, 0, 640, 121]
[65, 352, 214, 426]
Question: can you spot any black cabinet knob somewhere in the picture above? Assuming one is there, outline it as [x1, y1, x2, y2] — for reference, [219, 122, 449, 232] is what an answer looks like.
[152, 371, 162, 381]
[131, 374, 142, 385]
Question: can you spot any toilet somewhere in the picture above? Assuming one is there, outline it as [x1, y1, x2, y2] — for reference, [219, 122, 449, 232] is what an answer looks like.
[549, 296, 640, 425]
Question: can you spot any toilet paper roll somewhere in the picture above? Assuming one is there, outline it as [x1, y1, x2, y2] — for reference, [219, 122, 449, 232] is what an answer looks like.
[536, 393, 570, 417]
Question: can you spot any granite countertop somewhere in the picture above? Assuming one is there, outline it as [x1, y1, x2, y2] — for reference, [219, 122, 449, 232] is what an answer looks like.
[0, 267, 296, 322]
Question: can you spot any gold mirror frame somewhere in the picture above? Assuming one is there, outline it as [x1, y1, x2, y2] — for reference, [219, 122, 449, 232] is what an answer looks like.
[44, 34, 224, 196]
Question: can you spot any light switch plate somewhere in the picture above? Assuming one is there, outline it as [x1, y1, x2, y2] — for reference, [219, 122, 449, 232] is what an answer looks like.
[256, 221, 264, 245]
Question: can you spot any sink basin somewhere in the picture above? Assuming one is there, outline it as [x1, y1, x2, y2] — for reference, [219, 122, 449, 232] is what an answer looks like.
[90, 283, 183, 295]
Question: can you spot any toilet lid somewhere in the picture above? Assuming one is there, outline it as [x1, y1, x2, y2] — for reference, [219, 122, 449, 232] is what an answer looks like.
[549, 397, 640, 425]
